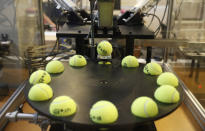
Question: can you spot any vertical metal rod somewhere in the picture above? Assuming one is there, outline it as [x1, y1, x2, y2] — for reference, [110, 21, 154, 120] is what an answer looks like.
[89, 0, 96, 60]
[125, 38, 134, 56]
[146, 47, 152, 63]
[163, 0, 174, 63]
[38, 0, 45, 45]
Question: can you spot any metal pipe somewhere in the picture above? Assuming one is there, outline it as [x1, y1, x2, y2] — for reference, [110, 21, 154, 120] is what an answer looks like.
[5, 112, 47, 122]
[135, 39, 188, 47]
[89, 0, 96, 60]
[38, 0, 45, 45]
[163, 0, 174, 63]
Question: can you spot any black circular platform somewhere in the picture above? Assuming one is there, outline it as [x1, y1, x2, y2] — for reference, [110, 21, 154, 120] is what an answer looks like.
[25, 60, 183, 129]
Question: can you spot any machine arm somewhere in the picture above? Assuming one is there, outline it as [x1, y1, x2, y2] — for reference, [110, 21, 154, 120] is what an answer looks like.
[118, 0, 160, 26]
[52, 0, 90, 25]
[52, 0, 78, 11]
[131, 0, 159, 13]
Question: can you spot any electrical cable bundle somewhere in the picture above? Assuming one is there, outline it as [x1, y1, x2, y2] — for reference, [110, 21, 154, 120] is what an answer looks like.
[24, 41, 75, 73]
[145, 0, 169, 37]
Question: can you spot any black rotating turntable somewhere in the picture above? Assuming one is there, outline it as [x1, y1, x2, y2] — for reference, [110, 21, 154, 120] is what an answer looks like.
[24, 60, 183, 131]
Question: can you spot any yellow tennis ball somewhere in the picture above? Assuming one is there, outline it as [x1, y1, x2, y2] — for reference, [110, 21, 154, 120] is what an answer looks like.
[154, 85, 180, 103]
[121, 55, 139, 68]
[90, 100, 118, 124]
[69, 55, 87, 67]
[29, 70, 51, 85]
[28, 83, 53, 101]
[49, 96, 77, 117]
[46, 60, 64, 74]
[131, 97, 158, 118]
[97, 41, 113, 56]
[105, 62, 111, 65]
[143, 62, 162, 75]
[157, 72, 178, 87]
[98, 61, 104, 65]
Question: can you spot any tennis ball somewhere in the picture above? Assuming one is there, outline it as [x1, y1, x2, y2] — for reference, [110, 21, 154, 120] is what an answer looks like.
[90, 100, 118, 124]
[98, 61, 104, 65]
[46, 60, 64, 74]
[121, 55, 139, 68]
[97, 41, 113, 56]
[157, 72, 178, 87]
[28, 83, 53, 101]
[49, 96, 77, 117]
[29, 70, 51, 85]
[105, 62, 111, 65]
[131, 96, 158, 118]
[69, 55, 87, 67]
[154, 85, 180, 103]
[143, 62, 162, 75]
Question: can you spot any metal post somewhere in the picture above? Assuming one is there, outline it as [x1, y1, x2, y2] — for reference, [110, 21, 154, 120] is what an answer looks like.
[89, 0, 96, 60]
[163, 0, 174, 63]
[146, 47, 152, 63]
[125, 38, 134, 56]
[38, 0, 45, 45]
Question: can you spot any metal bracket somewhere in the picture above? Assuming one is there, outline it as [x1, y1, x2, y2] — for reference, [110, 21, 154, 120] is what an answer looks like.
[5, 111, 51, 131]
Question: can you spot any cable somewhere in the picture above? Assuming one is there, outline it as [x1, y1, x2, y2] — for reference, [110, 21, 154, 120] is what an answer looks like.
[155, 26, 161, 35]
[86, 0, 98, 39]
[42, 39, 59, 62]
[54, 14, 60, 32]
[175, 0, 184, 19]
[147, 0, 159, 28]
[144, 13, 161, 35]
[24, 39, 61, 71]
[161, 0, 169, 24]
[169, 0, 184, 37]
[146, 0, 169, 36]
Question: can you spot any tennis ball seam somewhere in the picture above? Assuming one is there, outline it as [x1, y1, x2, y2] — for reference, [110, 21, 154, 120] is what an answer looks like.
[47, 61, 64, 73]
[52, 99, 71, 105]
[90, 101, 118, 124]
[36, 85, 50, 98]
[171, 90, 177, 103]
[56, 64, 63, 73]
[70, 57, 73, 65]
[150, 63, 157, 74]
[92, 104, 111, 110]
[150, 63, 160, 75]
[32, 71, 39, 84]
[144, 100, 150, 117]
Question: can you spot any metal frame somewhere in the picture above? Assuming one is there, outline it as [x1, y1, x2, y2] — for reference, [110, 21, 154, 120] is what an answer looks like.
[0, 81, 26, 130]
[38, 0, 45, 45]
[164, 63, 205, 130]
[164, 0, 205, 128]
